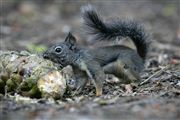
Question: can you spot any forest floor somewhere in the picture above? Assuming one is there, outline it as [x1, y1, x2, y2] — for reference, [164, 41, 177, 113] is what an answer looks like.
[0, 1, 180, 120]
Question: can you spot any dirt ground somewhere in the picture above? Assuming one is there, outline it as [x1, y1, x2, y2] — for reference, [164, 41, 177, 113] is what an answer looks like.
[0, 0, 180, 120]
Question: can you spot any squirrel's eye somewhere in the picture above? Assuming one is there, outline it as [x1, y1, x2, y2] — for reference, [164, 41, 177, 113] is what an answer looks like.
[55, 47, 62, 53]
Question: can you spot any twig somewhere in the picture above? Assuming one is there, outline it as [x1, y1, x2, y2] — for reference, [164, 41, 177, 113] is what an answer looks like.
[162, 70, 180, 79]
[140, 66, 169, 85]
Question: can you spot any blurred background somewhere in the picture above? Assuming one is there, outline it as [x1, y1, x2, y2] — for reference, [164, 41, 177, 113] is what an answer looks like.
[0, 0, 180, 57]
[1, 1, 180, 120]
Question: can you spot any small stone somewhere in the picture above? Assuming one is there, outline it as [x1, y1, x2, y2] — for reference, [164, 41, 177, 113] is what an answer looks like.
[38, 70, 66, 99]
[176, 81, 180, 86]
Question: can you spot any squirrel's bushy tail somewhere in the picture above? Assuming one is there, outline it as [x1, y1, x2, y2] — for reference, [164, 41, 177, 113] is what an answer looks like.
[81, 5, 150, 60]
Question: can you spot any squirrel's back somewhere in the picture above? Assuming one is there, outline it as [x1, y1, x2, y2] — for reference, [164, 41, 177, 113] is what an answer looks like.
[91, 45, 144, 71]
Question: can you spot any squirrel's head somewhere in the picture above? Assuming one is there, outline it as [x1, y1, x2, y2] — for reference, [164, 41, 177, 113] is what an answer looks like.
[43, 32, 77, 67]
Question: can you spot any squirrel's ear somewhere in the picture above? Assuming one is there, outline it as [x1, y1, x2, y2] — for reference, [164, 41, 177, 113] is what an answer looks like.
[65, 32, 77, 50]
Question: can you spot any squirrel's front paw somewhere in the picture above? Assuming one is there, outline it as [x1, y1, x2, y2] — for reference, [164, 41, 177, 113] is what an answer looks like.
[95, 85, 103, 96]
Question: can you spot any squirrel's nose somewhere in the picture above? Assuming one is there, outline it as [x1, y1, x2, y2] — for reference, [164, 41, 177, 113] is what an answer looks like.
[43, 52, 49, 59]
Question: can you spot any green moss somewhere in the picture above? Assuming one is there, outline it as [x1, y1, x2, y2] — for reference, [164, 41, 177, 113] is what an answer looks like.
[25, 77, 37, 89]
[163, 4, 177, 17]
[11, 74, 23, 85]
[0, 72, 9, 81]
[28, 86, 41, 98]
[27, 44, 47, 53]
[6, 79, 17, 92]
[0, 79, 5, 93]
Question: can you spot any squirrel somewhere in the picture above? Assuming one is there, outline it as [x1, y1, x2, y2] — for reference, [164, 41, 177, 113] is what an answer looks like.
[43, 5, 150, 96]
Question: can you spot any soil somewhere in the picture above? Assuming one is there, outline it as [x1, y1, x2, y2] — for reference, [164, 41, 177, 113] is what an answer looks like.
[0, 0, 180, 120]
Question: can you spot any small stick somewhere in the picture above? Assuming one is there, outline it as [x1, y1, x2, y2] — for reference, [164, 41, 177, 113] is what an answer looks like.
[140, 66, 168, 85]
[162, 70, 180, 79]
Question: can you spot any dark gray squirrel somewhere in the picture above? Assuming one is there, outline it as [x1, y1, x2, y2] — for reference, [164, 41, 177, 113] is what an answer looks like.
[43, 5, 150, 96]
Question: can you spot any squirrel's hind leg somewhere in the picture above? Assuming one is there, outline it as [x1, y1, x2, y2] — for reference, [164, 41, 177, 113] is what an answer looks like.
[103, 59, 141, 84]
